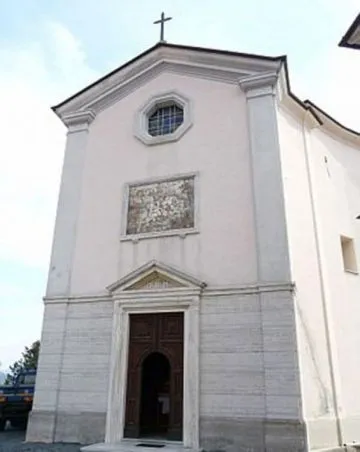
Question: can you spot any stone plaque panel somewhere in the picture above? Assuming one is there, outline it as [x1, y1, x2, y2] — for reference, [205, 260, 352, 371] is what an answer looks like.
[126, 177, 195, 235]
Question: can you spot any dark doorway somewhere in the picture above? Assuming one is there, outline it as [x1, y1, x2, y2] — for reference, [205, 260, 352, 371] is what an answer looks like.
[140, 352, 171, 437]
[124, 313, 183, 441]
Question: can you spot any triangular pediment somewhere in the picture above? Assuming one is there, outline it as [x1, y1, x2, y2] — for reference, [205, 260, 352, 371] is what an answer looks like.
[53, 42, 284, 123]
[107, 260, 206, 293]
[125, 271, 184, 290]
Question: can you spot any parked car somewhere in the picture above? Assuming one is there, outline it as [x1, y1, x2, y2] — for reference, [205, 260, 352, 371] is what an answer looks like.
[0, 369, 36, 430]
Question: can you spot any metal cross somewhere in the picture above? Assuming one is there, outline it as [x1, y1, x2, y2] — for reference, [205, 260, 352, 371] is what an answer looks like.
[154, 12, 172, 42]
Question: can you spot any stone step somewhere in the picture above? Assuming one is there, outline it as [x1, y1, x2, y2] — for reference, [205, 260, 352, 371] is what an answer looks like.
[81, 440, 202, 452]
[312, 446, 360, 452]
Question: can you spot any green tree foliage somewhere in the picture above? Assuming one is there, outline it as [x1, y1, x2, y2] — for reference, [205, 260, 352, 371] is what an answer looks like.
[5, 341, 40, 384]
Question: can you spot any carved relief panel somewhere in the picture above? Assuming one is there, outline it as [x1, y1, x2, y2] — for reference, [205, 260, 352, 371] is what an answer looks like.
[126, 176, 195, 235]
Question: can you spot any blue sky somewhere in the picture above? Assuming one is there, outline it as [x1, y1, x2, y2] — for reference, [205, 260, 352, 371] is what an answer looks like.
[0, 0, 359, 370]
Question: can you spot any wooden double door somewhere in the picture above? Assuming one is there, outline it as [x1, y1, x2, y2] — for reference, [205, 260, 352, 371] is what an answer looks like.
[124, 312, 184, 440]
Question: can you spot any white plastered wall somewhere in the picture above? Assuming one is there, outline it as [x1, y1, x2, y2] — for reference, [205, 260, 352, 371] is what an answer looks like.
[308, 127, 360, 445]
[277, 103, 360, 449]
[69, 72, 258, 294]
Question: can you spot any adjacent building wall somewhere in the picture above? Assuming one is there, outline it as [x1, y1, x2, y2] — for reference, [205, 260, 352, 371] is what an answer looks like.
[309, 127, 360, 445]
[277, 104, 360, 450]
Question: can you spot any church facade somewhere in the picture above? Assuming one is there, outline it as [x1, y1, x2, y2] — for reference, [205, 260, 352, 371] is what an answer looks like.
[26, 43, 360, 452]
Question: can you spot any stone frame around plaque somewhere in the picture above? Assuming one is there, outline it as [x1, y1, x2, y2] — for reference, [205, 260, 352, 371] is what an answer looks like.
[120, 173, 199, 242]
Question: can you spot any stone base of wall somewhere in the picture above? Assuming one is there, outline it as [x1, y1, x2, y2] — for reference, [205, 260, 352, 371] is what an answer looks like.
[200, 416, 360, 452]
[341, 415, 360, 446]
[26, 410, 56, 443]
[307, 415, 360, 451]
[306, 417, 339, 451]
[26, 410, 106, 445]
[29, 411, 360, 451]
[200, 416, 307, 452]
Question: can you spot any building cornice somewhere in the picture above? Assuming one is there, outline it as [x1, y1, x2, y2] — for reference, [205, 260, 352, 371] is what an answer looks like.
[239, 71, 279, 98]
[43, 281, 295, 304]
[204, 281, 295, 297]
[62, 110, 96, 132]
[51, 42, 360, 143]
[52, 43, 283, 125]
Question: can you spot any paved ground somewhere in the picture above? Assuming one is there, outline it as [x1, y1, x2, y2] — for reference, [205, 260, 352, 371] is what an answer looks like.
[0, 425, 81, 452]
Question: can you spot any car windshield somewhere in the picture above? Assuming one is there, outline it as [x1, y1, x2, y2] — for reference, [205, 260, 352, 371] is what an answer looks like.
[18, 374, 36, 385]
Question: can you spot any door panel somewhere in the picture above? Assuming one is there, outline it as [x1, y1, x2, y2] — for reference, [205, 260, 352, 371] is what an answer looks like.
[124, 313, 184, 440]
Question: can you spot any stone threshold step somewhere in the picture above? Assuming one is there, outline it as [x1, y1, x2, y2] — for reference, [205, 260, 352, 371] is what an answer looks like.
[312, 446, 360, 452]
[81, 440, 202, 452]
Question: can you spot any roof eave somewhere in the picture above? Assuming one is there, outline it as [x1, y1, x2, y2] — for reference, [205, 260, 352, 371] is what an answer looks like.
[51, 41, 360, 141]
[51, 41, 285, 115]
[303, 99, 360, 145]
[339, 13, 360, 49]
[52, 42, 163, 112]
[277, 58, 323, 127]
